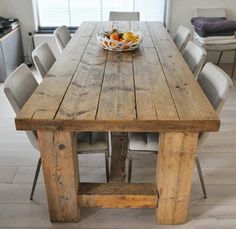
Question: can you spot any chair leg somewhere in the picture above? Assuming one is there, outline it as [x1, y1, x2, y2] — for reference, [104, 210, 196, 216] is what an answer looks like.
[108, 131, 112, 157]
[231, 50, 236, 78]
[105, 152, 109, 182]
[30, 157, 42, 200]
[128, 153, 132, 183]
[217, 51, 223, 66]
[195, 155, 207, 199]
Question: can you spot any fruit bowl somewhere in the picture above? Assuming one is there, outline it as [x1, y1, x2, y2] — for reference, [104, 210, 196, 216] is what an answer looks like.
[97, 30, 142, 52]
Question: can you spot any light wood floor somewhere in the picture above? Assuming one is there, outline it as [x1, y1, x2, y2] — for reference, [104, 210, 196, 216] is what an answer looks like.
[0, 64, 236, 228]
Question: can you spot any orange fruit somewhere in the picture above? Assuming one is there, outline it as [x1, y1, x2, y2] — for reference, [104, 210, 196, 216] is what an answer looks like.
[110, 33, 119, 41]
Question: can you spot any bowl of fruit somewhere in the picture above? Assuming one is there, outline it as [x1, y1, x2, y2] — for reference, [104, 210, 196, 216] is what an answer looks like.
[97, 29, 142, 52]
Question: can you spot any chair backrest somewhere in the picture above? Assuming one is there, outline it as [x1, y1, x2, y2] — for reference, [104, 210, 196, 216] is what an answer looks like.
[182, 41, 207, 78]
[195, 8, 226, 18]
[32, 42, 56, 78]
[54, 25, 71, 53]
[197, 62, 233, 148]
[4, 64, 39, 150]
[109, 11, 140, 21]
[173, 25, 192, 54]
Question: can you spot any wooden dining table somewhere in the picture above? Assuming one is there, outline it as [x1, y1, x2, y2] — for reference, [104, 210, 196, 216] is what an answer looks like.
[15, 21, 220, 225]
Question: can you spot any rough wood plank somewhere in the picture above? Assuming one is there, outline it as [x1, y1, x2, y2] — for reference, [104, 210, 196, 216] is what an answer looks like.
[78, 183, 158, 208]
[37, 130, 79, 222]
[133, 47, 179, 120]
[15, 119, 220, 132]
[96, 51, 136, 120]
[96, 21, 136, 121]
[147, 22, 220, 123]
[55, 23, 111, 120]
[157, 132, 198, 224]
[110, 135, 126, 183]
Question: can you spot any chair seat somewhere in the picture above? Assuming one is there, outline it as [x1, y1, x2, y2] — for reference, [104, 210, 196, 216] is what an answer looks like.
[128, 133, 159, 152]
[77, 132, 108, 152]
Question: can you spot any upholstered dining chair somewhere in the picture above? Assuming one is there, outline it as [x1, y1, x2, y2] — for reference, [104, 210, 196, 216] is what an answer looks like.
[173, 25, 192, 54]
[183, 41, 207, 78]
[4, 64, 110, 200]
[109, 11, 140, 21]
[32, 42, 56, 79]
[54, 25, 72, 53]
[194, 8, 236, 77]
[127, 62, 233, 199]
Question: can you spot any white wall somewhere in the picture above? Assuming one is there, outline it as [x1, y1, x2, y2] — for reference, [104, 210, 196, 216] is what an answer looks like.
[169, 0, 236, 63]
[0, 0, 36, 62]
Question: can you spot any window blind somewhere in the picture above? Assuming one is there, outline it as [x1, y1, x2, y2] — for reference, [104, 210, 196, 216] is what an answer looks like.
[36, 0, 166, 29]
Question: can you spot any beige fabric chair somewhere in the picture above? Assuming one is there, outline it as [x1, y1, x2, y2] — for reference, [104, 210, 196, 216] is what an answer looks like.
[109, 11, 140, 21]
[173, 25, 192, 54]
[194, 8, 236, 77]
[32, 42, 56, 78]
[54, 25, 72, 53]
[4, 64, 40, 200]
[4, 64, 110, 200]
[183, 41, 207, 78]
[127, 62, 233, 199]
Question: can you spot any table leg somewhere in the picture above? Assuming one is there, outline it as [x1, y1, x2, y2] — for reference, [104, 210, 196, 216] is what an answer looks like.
[110, 133, 126, 183]
[156, 132, 198, 224]
[37, 130, 79, 222]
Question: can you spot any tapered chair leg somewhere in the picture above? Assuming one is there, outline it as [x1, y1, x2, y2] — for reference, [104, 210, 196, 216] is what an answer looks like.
[195, 155, 207, 199]
[128, 154, 132, 183]
[30, 157, 42, 200]
[108, 132, 112, 157]
[105, 153, 109, 182]
[217, 51, 223, 66]
[231, 50, 236, 78]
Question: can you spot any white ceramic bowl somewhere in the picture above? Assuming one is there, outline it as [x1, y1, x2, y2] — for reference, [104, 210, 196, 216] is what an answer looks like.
[97, 31, 143, 52]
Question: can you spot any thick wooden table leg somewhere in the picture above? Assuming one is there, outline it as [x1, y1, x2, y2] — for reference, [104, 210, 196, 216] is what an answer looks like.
[157, 132, 198, 224]
[37, 130, 79, 222]
[110, 133, 126, 183]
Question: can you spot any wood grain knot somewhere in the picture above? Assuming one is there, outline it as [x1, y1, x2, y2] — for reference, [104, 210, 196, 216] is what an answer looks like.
[59, 144, 66, 150]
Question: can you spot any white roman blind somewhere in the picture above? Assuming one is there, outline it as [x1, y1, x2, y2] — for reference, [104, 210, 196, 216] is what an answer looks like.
[36, 0, 166, 28]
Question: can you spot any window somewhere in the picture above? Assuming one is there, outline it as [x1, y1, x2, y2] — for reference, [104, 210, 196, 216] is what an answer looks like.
[35, 0, 166, 31]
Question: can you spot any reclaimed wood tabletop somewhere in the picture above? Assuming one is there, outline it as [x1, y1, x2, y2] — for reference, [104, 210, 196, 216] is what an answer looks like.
[15, 21, 219, 133]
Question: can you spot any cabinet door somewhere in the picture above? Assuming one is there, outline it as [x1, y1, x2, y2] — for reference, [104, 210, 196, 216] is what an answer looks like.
[0, 42, 7, 82]
[2, 28, 24, 77]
